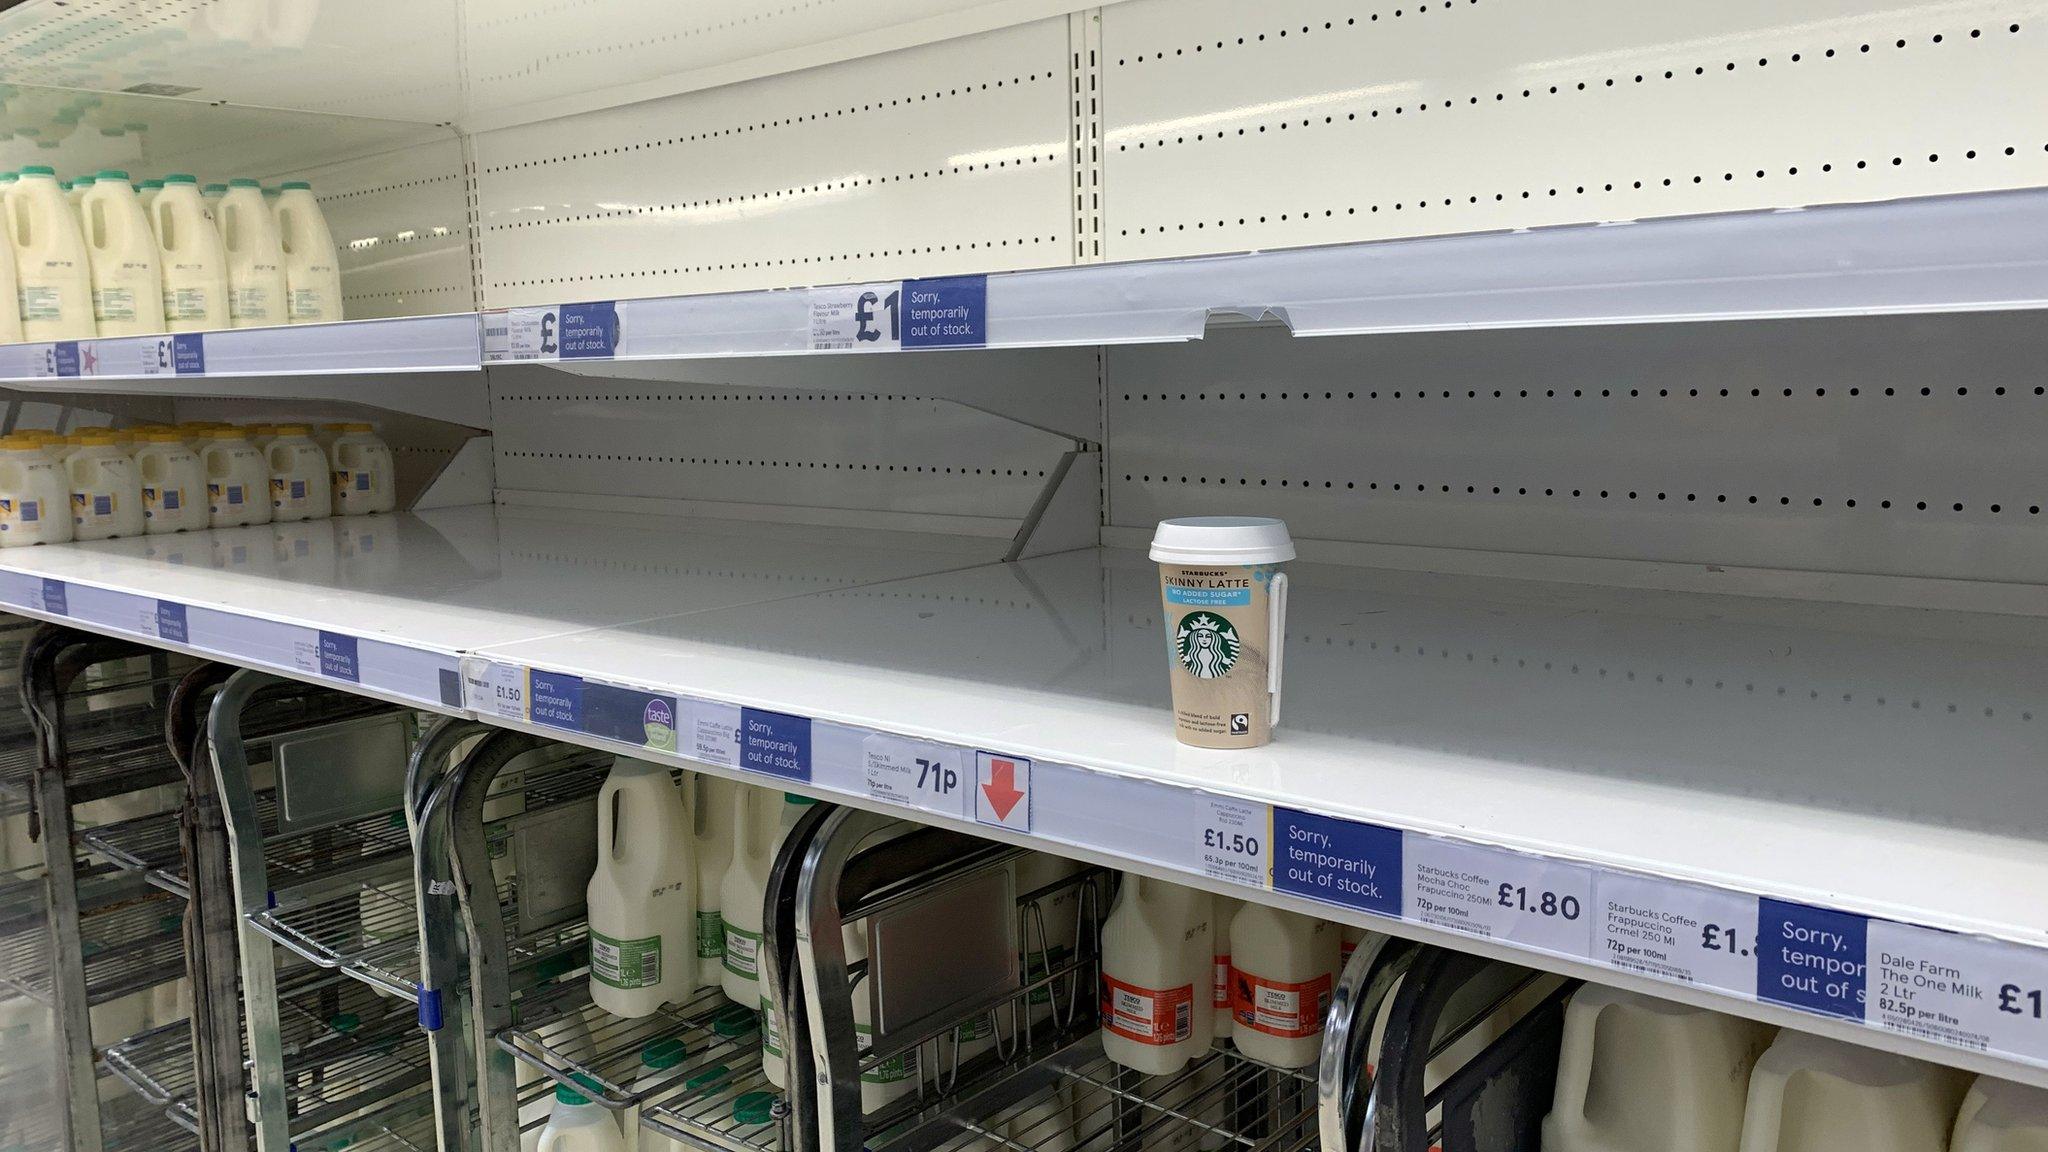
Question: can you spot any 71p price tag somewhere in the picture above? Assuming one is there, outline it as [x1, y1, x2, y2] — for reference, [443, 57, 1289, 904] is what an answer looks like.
[863, 733, 970, 819]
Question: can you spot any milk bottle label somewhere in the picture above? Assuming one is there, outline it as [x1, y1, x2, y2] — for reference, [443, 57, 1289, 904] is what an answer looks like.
[93, 287, 139, 322]
[1102, 975, 1194, 1045]
[697, 910, 725, 960]
[143, 486, 186, 516]
[289, 284, 331, 323]
[1230, 969, 1330, 1039]
[230, 281, 275, 321]
[20, 286, 64, 321]
[856, 1022, 917, 1084]
[271, 476, 309, 511]
[723, 922, 762, 980]
[73, 492, 116, 524]
[763, 994, 783, 1058]
[591, 929, 662, 990]
[1213, 955, 1231, 1015]
[0, 498, 42, 530]
[208, 482, 248, 511]
[164, 285, 210, 322]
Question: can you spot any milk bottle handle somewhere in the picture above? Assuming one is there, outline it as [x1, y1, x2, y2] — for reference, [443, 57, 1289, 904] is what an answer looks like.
[1267, 571, 1289, 727]
[1548, 995, 1603, 1131]
[1738, 1064, 1788, 1152]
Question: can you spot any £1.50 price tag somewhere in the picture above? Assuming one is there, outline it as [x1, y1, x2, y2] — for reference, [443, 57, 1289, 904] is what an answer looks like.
[1193, 795, 1269, 888]
[863, 733, 970, 819]
[463, 661, 529, 722]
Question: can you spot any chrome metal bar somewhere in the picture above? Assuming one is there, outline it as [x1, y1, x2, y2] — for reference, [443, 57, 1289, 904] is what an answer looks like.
[409, 716, 492, 1152]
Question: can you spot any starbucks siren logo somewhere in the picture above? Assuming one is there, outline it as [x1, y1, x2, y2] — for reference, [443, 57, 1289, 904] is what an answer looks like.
[1175, 612, 1241, 679]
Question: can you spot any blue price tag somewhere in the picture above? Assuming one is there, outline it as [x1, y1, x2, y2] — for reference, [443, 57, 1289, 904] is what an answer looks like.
[172, 333, 206, 375]
[739, 708, 812, 781]
[557, 301, 618, 359]
[156, 602, 188, 643]
[318, 632, 360, 683]
[51, 342, 81, 377]
[899, 276, 987, 348]
[1757, 898, 1869, 1020]
[1271, 807, 1403, 917]
[40, 578, 67, 616]
[529, 670, 585, 731]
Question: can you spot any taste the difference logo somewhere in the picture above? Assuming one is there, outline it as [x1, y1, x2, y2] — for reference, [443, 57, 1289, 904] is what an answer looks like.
[1175, 612, 1241, 679]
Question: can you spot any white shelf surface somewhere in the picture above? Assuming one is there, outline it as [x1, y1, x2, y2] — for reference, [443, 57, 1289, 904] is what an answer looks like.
[484, 189, 2048, 363]
[0, 504, 1003, 713]
[1, 506, 2044, 1079]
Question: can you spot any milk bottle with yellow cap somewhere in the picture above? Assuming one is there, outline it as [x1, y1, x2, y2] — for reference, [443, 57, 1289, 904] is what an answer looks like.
[0, 434, 71, 545]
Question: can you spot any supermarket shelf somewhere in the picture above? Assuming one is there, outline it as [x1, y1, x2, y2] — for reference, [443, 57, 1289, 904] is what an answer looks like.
[0, 877, 184, 1006]
[501, 983, 763, 1112]
[483, 189, 2048, 364]
[0, 504, 1005, 715]
[0, 315, 489, 426]
[103, 1016, 196, 1110]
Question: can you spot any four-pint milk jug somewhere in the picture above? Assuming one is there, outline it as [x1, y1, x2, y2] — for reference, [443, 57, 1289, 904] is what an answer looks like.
[134, 430, 208, 534]
[4, 166, 95, 339]
[719, 786, 785, 1005]
[203, 427, 271, 528]
[0, 434, 72, 546]
[538, 1073, 626, 1152]
[219, 178, 287, 327]
[66, 433, 144, 540]
[152, 175, 229, 332]
[1737, 1030, 1967, 1152]
[275, 181, 343, 324]
[586, 755, 696, 1018]
[1542, 985, 1774, 1152]
[692, 773, 737, 989]
[0, 207, 20, 343]
[1226, 901, 1340, 1069]
[1100, 873, 1213, 1076]
[80, 170, 165, 336]
[265, 424, 331, 522]
[330, 422, 396, 514]
[1953, 1076, 2048, 1152]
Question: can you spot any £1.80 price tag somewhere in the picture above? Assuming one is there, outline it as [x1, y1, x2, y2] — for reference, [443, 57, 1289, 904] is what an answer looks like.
[1404, 836, 1594, 959]
[863, 733, 970, 819]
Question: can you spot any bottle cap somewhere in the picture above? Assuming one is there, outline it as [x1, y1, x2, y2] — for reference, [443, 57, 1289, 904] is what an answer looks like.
[142, 430, 185, 443]
[214, 428, 250, 440]
[162, 173, 197, 185]
[339, 422, 375, 433]
[1148, 516, 1297, 565]
[640, 1037, 687, 1071]
[784, 793, 817, 806]
[733, 1092, 776, 1125]
[711, 1006, 758, 1038]
[554, 1072, 606, 1106]
[280, 180, 312, 191]
[203, 183, 227, 194]
[326, 1012, 361, 1034]
[274, 424, 313, 436]
[72, 175, 95, 185]
[96, 169, 129, 181]
[140, 179, 163, 189]
[228, 177, 261, 188]
[0, 435, 40, 450]
[76, 434, 117, 447]
[684, 1064, 731, 1091]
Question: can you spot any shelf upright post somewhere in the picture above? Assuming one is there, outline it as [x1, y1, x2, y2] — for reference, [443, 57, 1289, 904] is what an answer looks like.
[21, 629, 102, 1152]
[206, 669, 294, 1152]
[409, 716, 496, 1152]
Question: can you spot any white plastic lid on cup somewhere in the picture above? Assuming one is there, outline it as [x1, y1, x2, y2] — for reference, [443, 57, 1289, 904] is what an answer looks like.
[1149, 516, 1296, 565]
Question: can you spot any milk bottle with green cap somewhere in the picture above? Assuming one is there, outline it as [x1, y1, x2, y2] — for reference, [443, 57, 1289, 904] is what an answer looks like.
[218, 178, 286, 327]
[152, 175, 229, 331]
[4, 166, 95, 339]
[587, 755, 696, 1018]
[275, 181, 342, 323]
[692, 774, 737, 989]
[720, 790, 807, 1004]
[80, 170, 164, 336]
[136, 179, 162, 212]
[0, 201, 19, 343]
[538, 1073, 626, 1152]
[629, 1037, 689, 1152]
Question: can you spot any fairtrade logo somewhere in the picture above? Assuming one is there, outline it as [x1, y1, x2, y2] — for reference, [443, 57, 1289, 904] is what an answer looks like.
[1176, 612, 1241, 679]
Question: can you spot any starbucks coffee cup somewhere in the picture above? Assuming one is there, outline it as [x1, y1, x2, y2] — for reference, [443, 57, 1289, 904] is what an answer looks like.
[1150, 517, 1295, 748]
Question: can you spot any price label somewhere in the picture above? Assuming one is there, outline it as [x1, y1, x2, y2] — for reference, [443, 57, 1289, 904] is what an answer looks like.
[862, 733, 969, 819]
[1594, 872, 1759, 996]
[1405, 837, 1594, 958]
[1866, 920, 2048, 1063]
[290, 634, 322, 675]
[463, 661, 529, 722]
[1192, 795, 1268, 887]
[810, 283, 902, 351]
[134, 336, 176, 376]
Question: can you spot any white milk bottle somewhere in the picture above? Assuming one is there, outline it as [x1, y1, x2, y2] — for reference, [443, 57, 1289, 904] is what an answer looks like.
[1737, 1030, 1967, 1152]
[136, 179, 162, 212]
[720, 789, 796, 1005]
[0, 434, 72, 545]
[152, 175, 229, 332]
[265, 424, 331, 521]
[66, 433, 144, 540]
[80, 170, 164, 336]
[1226, 902, 1339, 1069]
[330, 422, 396, 515]
[1542, 985, 1775, 1152]
[0, 209, 20, 342]
[1953, 1077, 2048, 1152]
[538, 1074, 627, 1152]
[629, 1037, 689, 1152]
[201, 183, 227, 225]
[1210, 895, 1241, 1043]
[275, 181, 343, 323]
[203, 427, 272, 527]
[65, 176, 93, 216]
[1100, 873, 1213, 1076]
[134, 430, 208, 534]
[4, 166, 95, 339]
[218, 178, 286, 327]
[692, 774, 737, 990]
[587, 755, 697, 1018]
